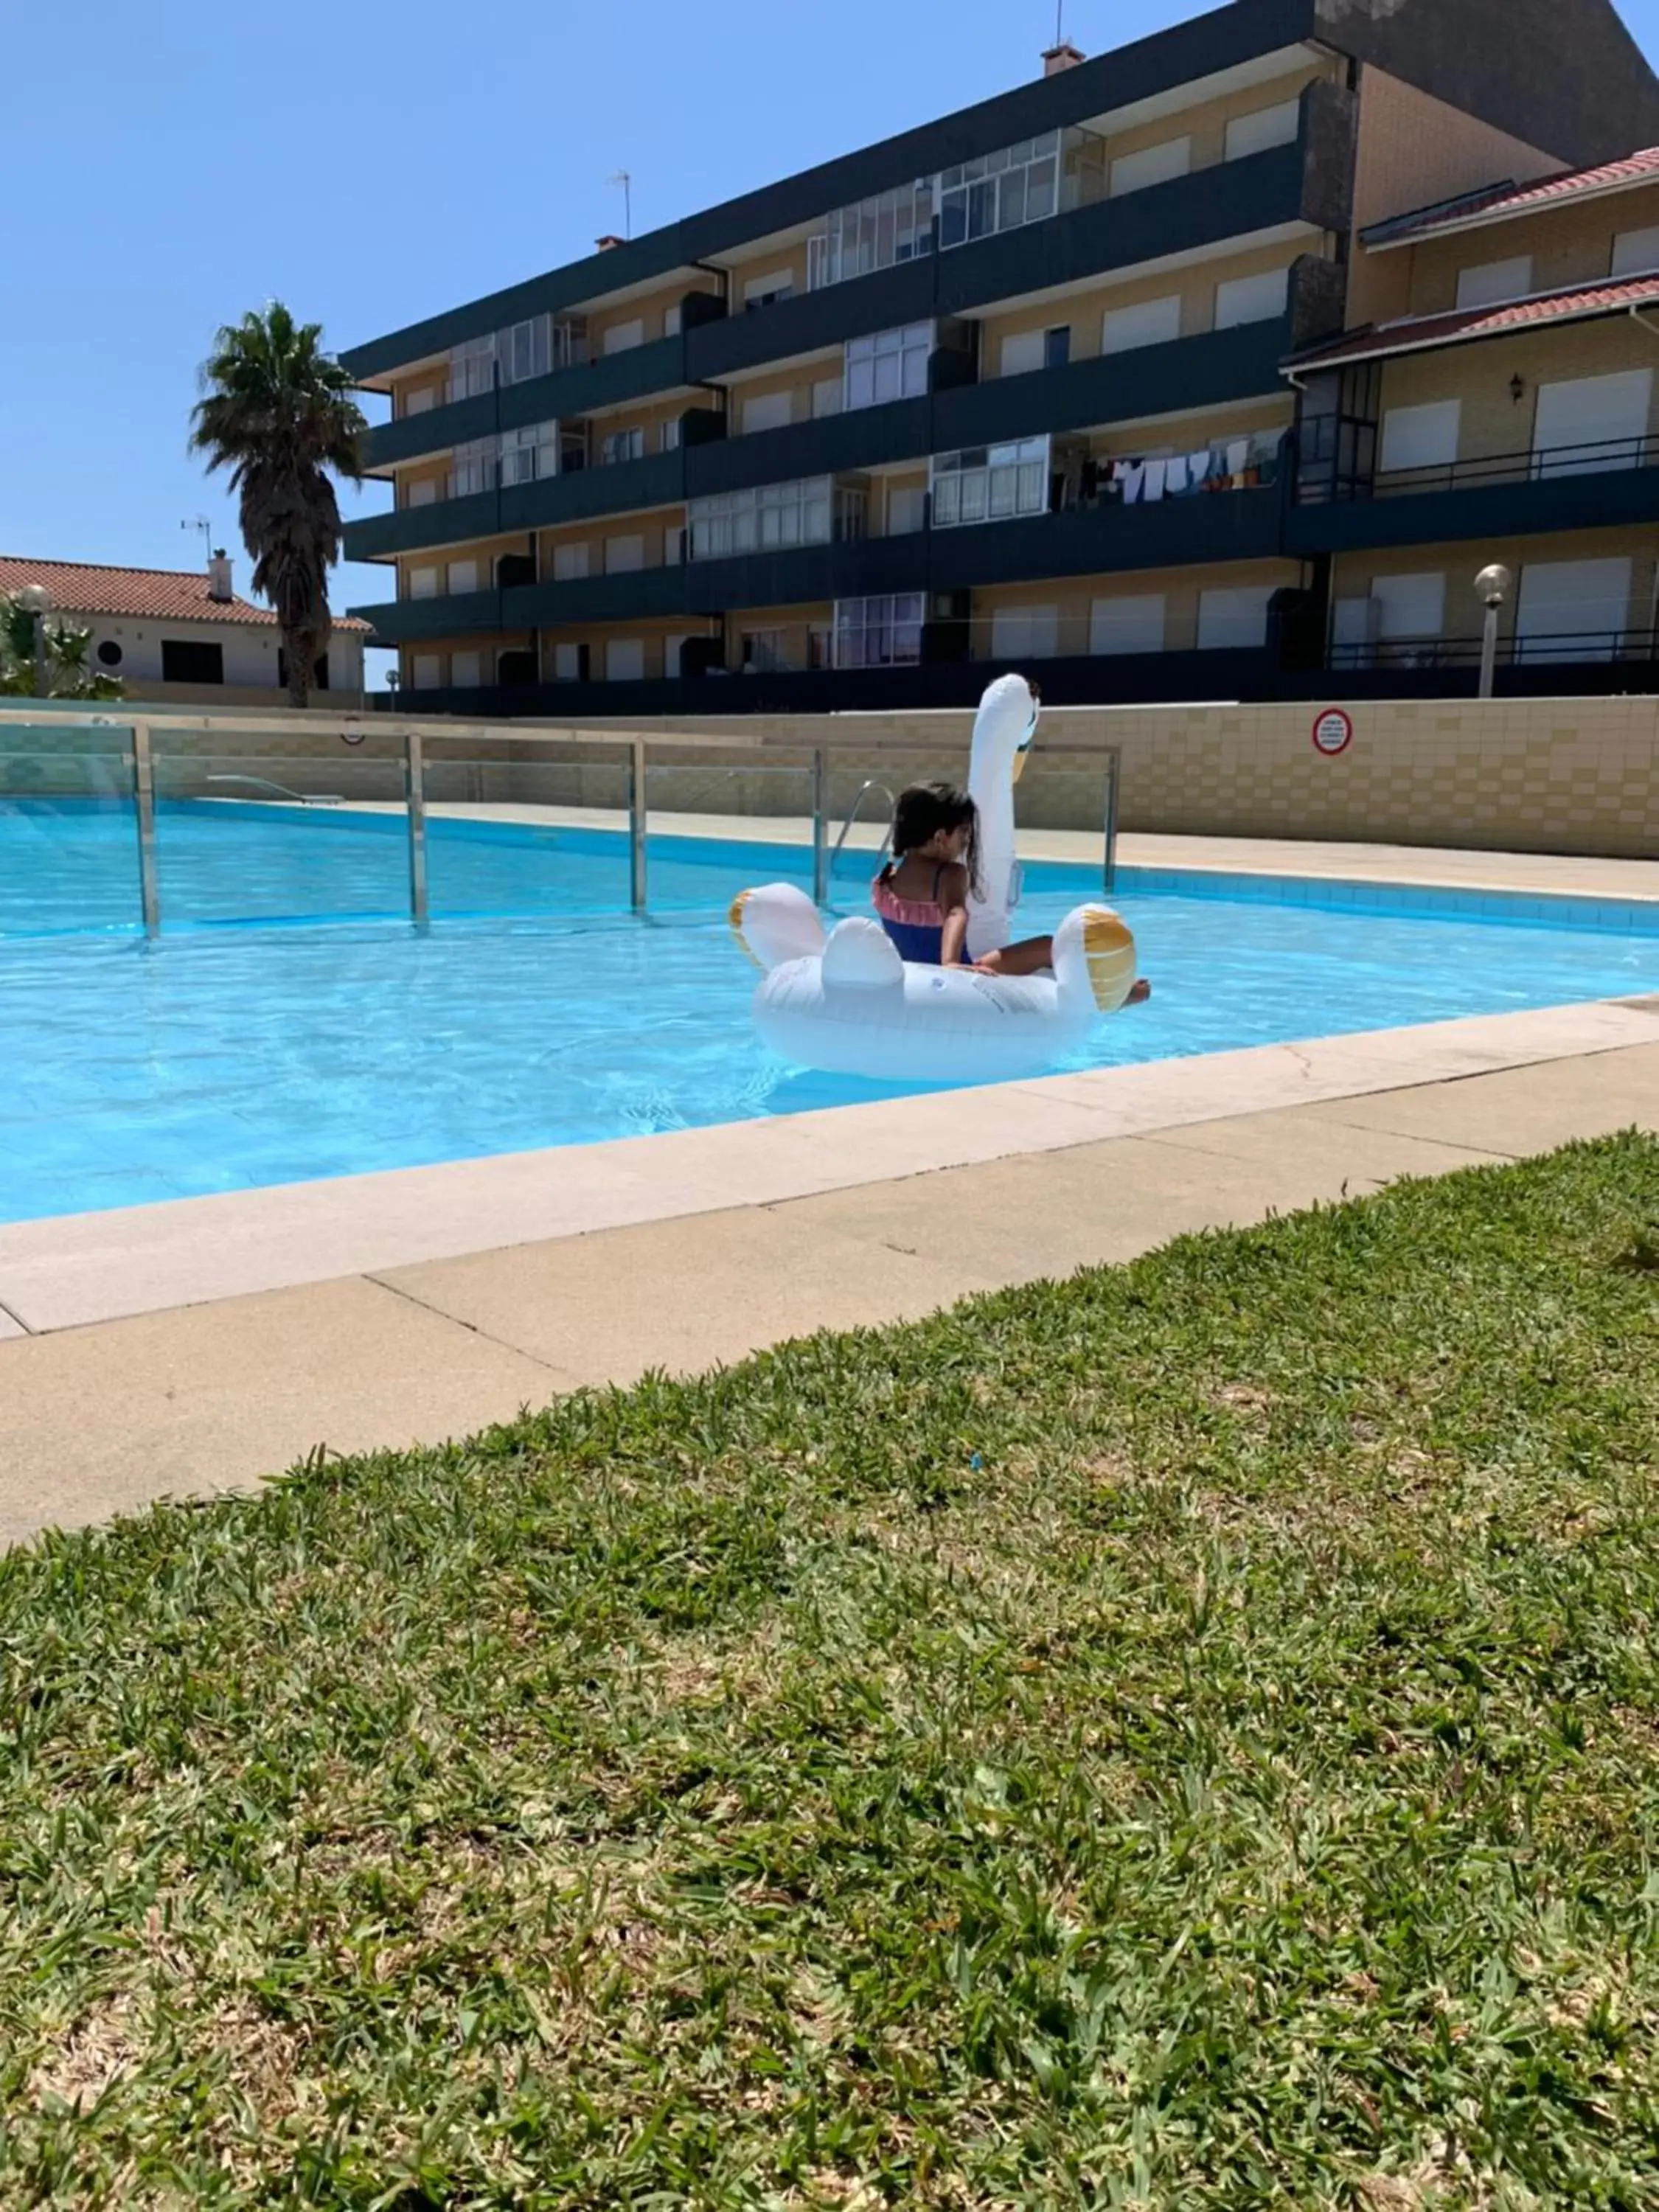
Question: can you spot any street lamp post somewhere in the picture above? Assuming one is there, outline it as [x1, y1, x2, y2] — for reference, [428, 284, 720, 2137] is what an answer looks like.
[13, 582, 55, 698]
[1475, 564, 1512, 700]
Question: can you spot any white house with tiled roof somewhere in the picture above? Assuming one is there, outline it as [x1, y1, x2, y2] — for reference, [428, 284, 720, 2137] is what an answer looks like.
[0, 554, 371, 705]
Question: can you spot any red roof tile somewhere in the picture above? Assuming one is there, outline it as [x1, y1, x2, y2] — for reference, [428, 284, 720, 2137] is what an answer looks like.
[1364, 146, 1659, 248]
[0, 557, 370, 632]
[1288, 274, 1659, 372]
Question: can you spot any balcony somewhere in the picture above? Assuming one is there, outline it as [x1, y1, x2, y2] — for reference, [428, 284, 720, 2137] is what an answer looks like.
[362, 331, 696, 471]
[685, 83, 1349, 384]
[345, 448, 692, 562]
[1287, 431, 1659, 555]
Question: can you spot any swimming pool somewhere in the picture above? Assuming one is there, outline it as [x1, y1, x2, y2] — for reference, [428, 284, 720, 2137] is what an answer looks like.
[1, 801, 1655, 1224]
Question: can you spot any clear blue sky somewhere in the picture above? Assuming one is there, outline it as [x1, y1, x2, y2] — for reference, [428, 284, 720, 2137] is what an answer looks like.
[7, 0, 1659, 686]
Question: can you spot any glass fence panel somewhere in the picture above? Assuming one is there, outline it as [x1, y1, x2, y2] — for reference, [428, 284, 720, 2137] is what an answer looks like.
[0, 720, 139, 938]
[422, 745, 633, 919]
[150, 729, 410, 926]
[645, 759, 816, 910]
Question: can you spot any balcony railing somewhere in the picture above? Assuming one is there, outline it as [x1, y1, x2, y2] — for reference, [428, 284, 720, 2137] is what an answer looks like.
[1303, 430, 1659, 506]
[1329, 625, 1659, 671]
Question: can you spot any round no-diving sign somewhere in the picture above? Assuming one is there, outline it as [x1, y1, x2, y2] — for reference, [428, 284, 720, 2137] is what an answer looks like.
[1312, 707, 1354, 757]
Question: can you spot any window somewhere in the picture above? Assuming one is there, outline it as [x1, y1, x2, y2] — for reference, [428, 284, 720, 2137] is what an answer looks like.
[499, 421, 559, 486]
[990, 605, 1059, 660]
[1214, 266, 1290, 329]
[808, 625, 831, 669]
[1380, 399, 1461, 477]
[451, 650, 483, 688]
[1371, 571, 1447, 644]
[451, 437, 496, 498]
[552, 316, 590, 370]
[1533, 368, 1652, 475]
[1108, 136, 1191, 197]
[161, 639, 224, 684]
[664, 303, 684, 337]
[940, 132, 1060, 248]
[404, 384, 437, 417]
[1224, 99, 1300, 161]
[834, 594, 925, 668]
[448, 335, 495, 402]
[1101, 295, 1181, 354]
[664, 632, 695, 678]
[1090, 594, 1166, 655]
[1612, 223, 1659, 277]
[887, 484, 928, 535]
[600, 426, 645, 465]
[553, 541, 590, 582]
[408, 566, 439, 600]
[97, 637, 123, 667]
[552, 641, 587, 681]
[605, 535, 645, 574]
[501, 315, 551, 385]
[1515, 557, 1633, 661]
[742, 389, 794, 434]
[447, 558, 479, 594]
[844, 323, 931, 409]
[602, 319, 645, 355]
[687, 477, 834, 560]
[411, 653, 442, 691]
[813, 377, 844, 418]
[1001, 330, 1045, 377]
[740, 630, 785, 671]
[663, 526, 684, 565]
[810, 180, 936, 289]
[930, 438, 1051, 528]
[1196, 585, 1275, 650]
[743, 268, 796, 308]
[661, 417, 681, 450]
[1455, 255, 1533, 309]
[606, 638, 644, 681]
[407, 476, 439, 507]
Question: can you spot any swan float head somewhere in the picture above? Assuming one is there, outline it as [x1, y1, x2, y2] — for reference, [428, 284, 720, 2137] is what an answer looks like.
[970, 670, 1040, 792]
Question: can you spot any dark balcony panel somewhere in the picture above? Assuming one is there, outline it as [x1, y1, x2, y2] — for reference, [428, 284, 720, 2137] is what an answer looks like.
[362, 335, 692, 471]
[1287, 251, 1347, 354]
[928, 486, 1283, 591]
[934, 319, 1291, 450]
[937, 143, 1309, 318]
[502, 566, 695, 627]
[686, 260, 936, 383]
[344, 450, 689, 563]
[680, 405, 728, 448]
[1284, 460, 1659, 557]
[350, 587, 505, 646]
[686, 397, 933, 497]
[1300, 77, 1358, 239]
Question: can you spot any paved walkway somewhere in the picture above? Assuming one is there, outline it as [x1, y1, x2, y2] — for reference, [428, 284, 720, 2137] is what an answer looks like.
[2, 1003, 1656, 1548]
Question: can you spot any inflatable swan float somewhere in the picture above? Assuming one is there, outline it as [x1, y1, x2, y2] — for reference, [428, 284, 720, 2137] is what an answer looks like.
[731, 674, 1138, 1084]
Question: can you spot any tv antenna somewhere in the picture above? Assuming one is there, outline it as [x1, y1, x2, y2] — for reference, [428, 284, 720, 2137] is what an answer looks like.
[608, 170, 633, 239]
[180, 515, 212, 565]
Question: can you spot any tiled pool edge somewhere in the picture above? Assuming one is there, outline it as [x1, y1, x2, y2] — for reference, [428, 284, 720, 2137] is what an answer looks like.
[3, 993, 1658, 1338]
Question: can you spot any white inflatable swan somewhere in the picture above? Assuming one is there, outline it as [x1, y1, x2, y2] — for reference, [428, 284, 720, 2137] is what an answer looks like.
[731, 674, 1138, 1085]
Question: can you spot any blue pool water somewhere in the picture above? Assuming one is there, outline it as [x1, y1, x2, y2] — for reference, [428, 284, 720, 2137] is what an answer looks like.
[1, 799, 1655, 1225]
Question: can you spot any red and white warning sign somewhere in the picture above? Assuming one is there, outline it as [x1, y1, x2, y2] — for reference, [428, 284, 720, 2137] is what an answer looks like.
[1311, 707, 1354, 757]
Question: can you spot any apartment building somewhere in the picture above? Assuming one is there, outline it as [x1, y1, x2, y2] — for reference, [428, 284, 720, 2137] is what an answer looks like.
[1286, 146, 1659, 687]
[344, 0, 1659, 714]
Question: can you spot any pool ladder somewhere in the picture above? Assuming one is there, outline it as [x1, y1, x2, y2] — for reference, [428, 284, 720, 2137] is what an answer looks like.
[830, 781, 897, 886]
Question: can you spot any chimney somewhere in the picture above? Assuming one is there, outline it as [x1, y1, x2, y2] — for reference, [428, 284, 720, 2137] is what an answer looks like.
[1042, 40, 1085, 74]
[206, 549, 233, 602]
[594, 233, 624, 251]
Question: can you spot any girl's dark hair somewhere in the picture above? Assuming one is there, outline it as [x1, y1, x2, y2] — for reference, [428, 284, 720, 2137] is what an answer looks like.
[880, 781, 983, 899]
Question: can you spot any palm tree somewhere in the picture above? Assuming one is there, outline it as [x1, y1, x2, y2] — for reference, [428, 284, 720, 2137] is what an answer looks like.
[190, 303, 367, 708]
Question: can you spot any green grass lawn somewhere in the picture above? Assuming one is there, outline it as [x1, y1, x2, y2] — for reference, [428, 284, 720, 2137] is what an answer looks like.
[4, 1137, 1659, 2209]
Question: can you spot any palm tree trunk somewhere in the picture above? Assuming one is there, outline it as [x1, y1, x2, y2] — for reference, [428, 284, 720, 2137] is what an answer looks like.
[285, 629, 313, 709]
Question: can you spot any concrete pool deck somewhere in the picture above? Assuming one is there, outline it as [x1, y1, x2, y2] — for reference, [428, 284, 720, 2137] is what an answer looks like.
[1, 832, 1656, 1548]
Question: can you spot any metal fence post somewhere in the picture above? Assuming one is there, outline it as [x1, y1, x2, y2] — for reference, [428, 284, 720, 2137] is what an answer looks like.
[131, 721, 161, 936]
[1102, 746, 1121, 895]
[811, 747, 829, 906]
[629, 737, 648, 911]
[405, 726, 430, 925]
